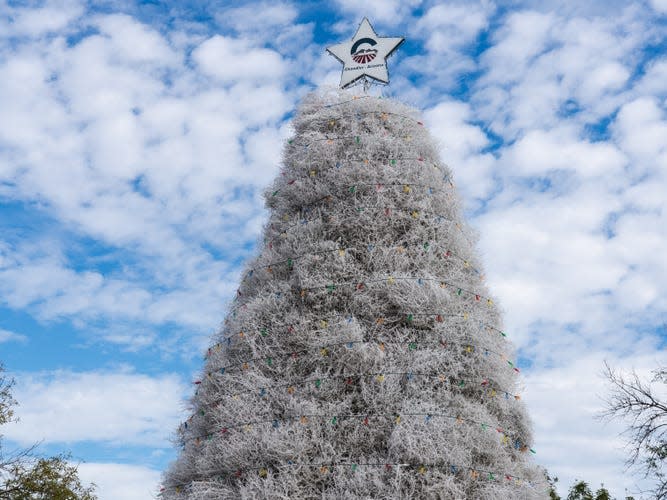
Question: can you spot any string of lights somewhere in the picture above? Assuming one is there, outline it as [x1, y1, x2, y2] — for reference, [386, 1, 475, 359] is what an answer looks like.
[272, 176, 453, 199]
[216, 313, 508, 354]
[280, 154, 452, 177]
[260, 207, 464, 252]
[192, 371, 522, 411]
[288, 105, 429, 148]
[302, 107, 426, 127]
[270, 178, 456, 218]
[242, 241, 481, 279]
[160, 459, 544, 496]
[295, 275, 494, 302]
[180, 411, 536, 455]
[202, 337, 519, 379]
[321, 94, 372, 108]
[228, 273, 496, 319]
[290, 131, 421, 149]
[288, 127, 424, 148]
[265, 200, 473, 252]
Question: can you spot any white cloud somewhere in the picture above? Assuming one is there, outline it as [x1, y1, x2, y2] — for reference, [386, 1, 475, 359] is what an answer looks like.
[94, 14, 178, 66]
[514, 0, 641, 16]
[503, 127, 627, 178]
[480, 10, 554, 87]
[470, 149, 666, 355]
[414, 2, 493, 53]
[333, 0, 422, 25]
[424, 99, 496, 204]
[5, 368, 188, 446]
[578, 61, 629, 101]
[101, 329, 157, 352]
[216, 1, 298, 38]
[0, 249, 144, 316]
[476, 193, 627, 347]
[0, 0, 84, 38]
[613, 97, 667, 164]
[77, 462, 162, 500]
[398, 1, 494, 94]
[0, 243, 236, 332]
[649, 0, 667, 13]
[243, 126, 289, 180]
[0, 328, 27, 343]
[213, 2, 315, 70]
[475, 8, 649, 138]
[525, 350, 667, 496]
[193, 35, 286, 83]
[636, 58, 667, 98]
[0, 10, 293, 340]
[447, 5, 667, 358]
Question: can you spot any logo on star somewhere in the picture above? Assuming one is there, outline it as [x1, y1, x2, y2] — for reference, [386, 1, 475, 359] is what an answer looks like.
[351, 38, 378, 64]
[326, 18, 405, 89]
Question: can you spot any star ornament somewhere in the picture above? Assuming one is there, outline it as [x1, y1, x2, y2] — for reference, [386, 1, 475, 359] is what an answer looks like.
[326, 18, 405, 89]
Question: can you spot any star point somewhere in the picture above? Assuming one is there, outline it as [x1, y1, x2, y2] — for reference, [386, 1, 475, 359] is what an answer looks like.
[326, 18, 405, 89]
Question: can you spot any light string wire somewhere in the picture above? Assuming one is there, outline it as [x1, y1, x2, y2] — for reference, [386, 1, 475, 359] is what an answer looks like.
[287, 108, 427, 147]
[215, 313, 509, 356]
[273, 155, 454, 188]
[230, 102, 491, 346]
[160, 460, 544, 496]
[242, 241, 481, 279]
[271, 153, 452, 206]
[201, 337, 520, 380]
[260, 205, 464, 253]
[228, 272, 496, 319]
[181, 411, 537, 455]
[288, 131, 417, 148]
[224, 310, 507, 344]
[272, 115, 456, 226]
[321, 94, 373, 108]
[297, 275, 494, 303]
[272, 176, 453, 199]
[299, 108, 426, 127]
[265, 205, 458, 242]
[265, 177, 474, 249]
[191, 371, 522, 413]
[269, 181, 456, 220]
[281, 154, 452, 175]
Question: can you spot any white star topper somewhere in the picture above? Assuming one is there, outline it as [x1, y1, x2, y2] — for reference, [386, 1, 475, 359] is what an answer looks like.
[326, 18, 405, 89]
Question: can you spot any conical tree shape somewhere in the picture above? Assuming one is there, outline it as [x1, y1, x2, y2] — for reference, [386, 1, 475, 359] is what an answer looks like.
[162, 88, 547, 499]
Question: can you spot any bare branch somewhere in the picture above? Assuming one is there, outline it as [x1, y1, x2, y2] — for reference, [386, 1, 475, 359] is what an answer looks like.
[600, 360, 667, 497]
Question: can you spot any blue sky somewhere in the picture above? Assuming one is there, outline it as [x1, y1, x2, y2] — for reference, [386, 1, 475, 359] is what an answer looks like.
[0, 0, 666, 498]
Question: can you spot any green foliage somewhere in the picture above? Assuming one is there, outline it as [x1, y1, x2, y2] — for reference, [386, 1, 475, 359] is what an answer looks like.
[566, 480, 614, 500]
[593, 486, 612, 500]
[0, 364, 96, 499]
[1, 455, 96, 500]
[0, 366, 16, 426]
[547, 473, 560, 500]
[566, 480, 593, 500]
[547, 476, 625, 500]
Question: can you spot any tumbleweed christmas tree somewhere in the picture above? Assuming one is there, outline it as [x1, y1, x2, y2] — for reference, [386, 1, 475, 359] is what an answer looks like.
[163, 21, 546, 500]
